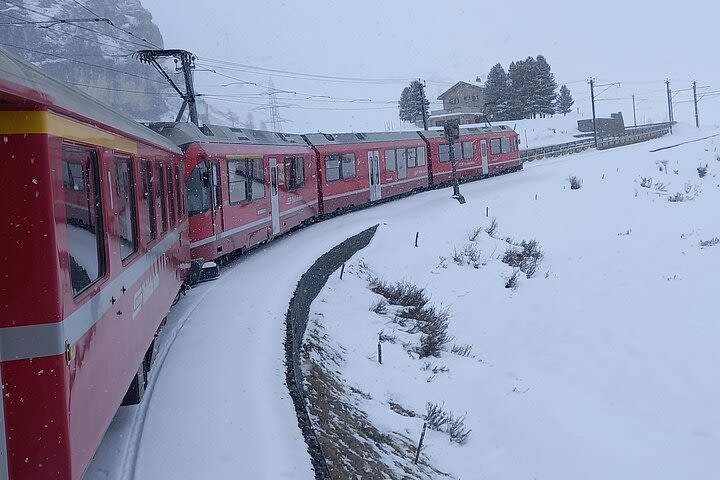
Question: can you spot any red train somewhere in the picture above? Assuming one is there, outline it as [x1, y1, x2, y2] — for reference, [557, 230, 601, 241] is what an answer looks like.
[0, 45, 520, 480]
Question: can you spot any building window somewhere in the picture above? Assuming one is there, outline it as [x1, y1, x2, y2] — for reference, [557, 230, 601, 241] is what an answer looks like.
[62, 144, 105, 296]
[385, 149, 396, 171]
[187, 160, 211, 216]
[227, 157, 265, 203]
[285, 156, 305, 190]
[324, 153, 356, 181]
[141, 160, 157, 241]
[114, 155, 138, 261]
[490, 138, 502, 155]
[155, 163, 167, 234]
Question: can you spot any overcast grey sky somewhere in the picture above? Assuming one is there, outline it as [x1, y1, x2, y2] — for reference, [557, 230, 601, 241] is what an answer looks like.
[142, 0, 720, 132]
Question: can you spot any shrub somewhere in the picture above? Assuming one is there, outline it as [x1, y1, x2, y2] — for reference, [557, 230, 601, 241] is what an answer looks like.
[463, 243, 481, 268]
[436, 256, 448, 269]
[699, 237, 719, 247]
[505, 270, 519, 289]
[451, 343, 473, 357]
[418, 310, 451, 358]
[639, 176, 652, 188]
[668, 192, 685, 202]
[698, 164, 708, 178]
[446, 412, 472, 444]
[369, 278, 428, 309]
[370, 298, 388, 315]
[485, 217, 498, 237]
[567, 175, 583, 190]
[425, 402, 450, 431]
[502, 240, 544, 278]
[467, 226, 482, 242]
[451, 247, 464, 266]
[653, 182, 668, 193]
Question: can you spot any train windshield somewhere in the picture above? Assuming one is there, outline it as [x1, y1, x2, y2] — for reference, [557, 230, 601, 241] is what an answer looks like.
[186, 160, 211, 216]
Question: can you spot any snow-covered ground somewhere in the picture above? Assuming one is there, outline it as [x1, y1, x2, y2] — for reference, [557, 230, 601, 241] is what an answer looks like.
[86, 122, 719, 480]
[304, 123, 720, 479]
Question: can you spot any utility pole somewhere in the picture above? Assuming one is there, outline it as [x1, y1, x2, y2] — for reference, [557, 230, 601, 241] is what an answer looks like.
[136, 49, 199, 125]
[267, 78, 283, 132]
[693, 80, 699, 128]
[632, 94, 637, 126]
[418, 79, 429, 131]
[588, 78, 598, 148]
[665, 79, 674, 134]
[444, 120, 464, 203]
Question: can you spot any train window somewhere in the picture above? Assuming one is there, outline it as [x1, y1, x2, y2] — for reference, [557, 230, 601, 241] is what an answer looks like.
[438, 144, 450, 162]
[325, 153, 356, 181]
[341, 153, 356, 179]
[490, 138, 502, 155]
[406, 148, 417, 168]
[175, 165, 183, 218]
[285, 157, 305, 190]
[61, 145, 106, 296]
[187, 160, 211, 216]
[385, 149, 396, 171]
[325, 157, 341, 181]
[155, 163, 168, 234]
[501, 137, 511, 153]
[114, 155, 138, 261]
[167, 164, 176, 226]
[141, 160, 157, 242]
[417, 146, 426, 166]
[461, 141, 474, 159]
[227, 157, 265, 203]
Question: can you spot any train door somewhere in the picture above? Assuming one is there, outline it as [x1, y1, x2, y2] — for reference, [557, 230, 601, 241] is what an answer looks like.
[480, 140, 489, 175]
[210, 161, 224, 234]
[397, 149, 408, 180]
[269, 158, 281, 236]
[368, 150, 381, 202]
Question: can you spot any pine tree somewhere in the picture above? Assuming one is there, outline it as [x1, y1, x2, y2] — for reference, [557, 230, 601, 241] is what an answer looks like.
[556, 84, 574, 115]
[534, 55, 558, 117]
[484, 63, 509, 120]
[507, 60, 531, 119]
[398, 80, 429, 124]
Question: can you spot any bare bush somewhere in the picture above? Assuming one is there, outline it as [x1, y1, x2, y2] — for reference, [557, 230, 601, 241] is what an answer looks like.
[424, 402, 449, 431]
[639, 176, 652, 188]
[446, 412, 472, 444]
[668, 192, 685, 202]
[369, 278, 428, 309]
[698, 164, 708, 178]
[419, 312, 451, 358]
[463, 243, 481, 268]
[436, 256, 448, 269]
[421, 362, 449, 374]
[370, 298, 388, 315]
[467, 227, 482, 242]
[567, 175, 583, 190]
[451, 343, 473, 357]
[653, 182, 668, 193]
[700, 237, 719, 247]
[502, 239, 544, 278]
[505, 270, 519, 289]
[485, 217, 499, 237]
[378, 331, 397, 344]
[451, 247, 464, 266]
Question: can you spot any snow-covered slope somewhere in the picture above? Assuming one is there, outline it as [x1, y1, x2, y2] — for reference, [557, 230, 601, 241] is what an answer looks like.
[304, 123, 720, 479]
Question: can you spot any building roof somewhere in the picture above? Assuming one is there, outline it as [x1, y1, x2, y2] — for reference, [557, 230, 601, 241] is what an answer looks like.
[0, 46, 181, 154]
[147, 122, 308, 149]
[437, 81, 484, 100]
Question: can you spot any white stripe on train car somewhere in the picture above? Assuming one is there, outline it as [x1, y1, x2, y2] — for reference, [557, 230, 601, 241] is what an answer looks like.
[323, 188, 370, 201]
[189, 217, 272, 249]
[0, 363, 8, 480]
[381, 175, 428, 188]
[280, 200, 319, 218]
[0, 230, 180, 361]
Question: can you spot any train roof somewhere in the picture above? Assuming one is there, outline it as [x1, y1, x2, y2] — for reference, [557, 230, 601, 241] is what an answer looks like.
[302, 131, 422, 146]
[419, 125, 517, 139]
[0, 46, 182, 154]
[147, 122, 309, 149]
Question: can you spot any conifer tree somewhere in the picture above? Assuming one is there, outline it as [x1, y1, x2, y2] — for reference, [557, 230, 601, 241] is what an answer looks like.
[556, 84, 575, 115]
[534, 55, 558, 117]
[398, 80, 429, 124]
[484, 63, 509, 120]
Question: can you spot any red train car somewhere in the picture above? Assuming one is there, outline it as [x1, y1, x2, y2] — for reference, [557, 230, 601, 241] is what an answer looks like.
[150, 122, 319, 262]
[420, 125, 521, 184]
[0, 47, 189, 480]
[303, 131, 429, 213]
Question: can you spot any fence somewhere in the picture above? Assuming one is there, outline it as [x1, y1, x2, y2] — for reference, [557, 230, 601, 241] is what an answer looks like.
[520, 122, 673, 162]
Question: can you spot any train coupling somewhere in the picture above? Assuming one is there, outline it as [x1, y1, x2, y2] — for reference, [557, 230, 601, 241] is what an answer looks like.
[188, 259, 220, 285]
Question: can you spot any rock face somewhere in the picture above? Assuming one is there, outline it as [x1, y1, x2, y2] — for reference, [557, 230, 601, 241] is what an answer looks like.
[0, 0, 173, 121]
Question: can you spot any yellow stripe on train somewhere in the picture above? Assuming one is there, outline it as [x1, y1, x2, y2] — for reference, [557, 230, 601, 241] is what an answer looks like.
[0, 110, 137, 154]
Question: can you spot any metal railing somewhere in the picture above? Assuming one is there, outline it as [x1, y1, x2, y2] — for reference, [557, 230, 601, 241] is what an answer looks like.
[520, 123, 673, 162]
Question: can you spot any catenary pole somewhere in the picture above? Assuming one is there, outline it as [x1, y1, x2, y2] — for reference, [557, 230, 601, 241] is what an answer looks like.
[589, 78, 597, 148]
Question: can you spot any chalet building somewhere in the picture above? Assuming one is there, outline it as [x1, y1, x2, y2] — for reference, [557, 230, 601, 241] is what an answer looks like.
[417, 81, 486, 128]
